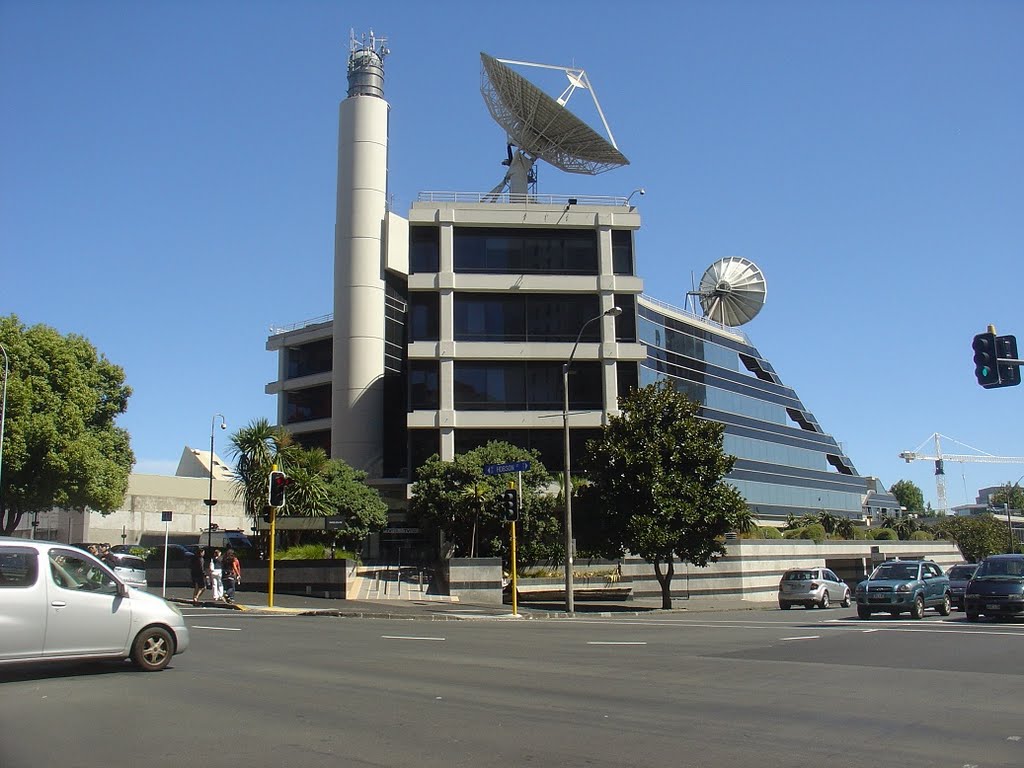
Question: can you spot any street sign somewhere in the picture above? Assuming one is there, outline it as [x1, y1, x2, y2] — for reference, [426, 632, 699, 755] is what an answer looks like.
[161, 511, 173, 523]
[483, 461, 531, 475]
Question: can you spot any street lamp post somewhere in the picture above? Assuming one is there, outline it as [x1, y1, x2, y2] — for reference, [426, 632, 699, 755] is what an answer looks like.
[562, 306, 621, 615]
[204, 414, 227, 548]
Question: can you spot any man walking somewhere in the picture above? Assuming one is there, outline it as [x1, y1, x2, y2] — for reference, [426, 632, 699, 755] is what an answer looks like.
[190, 548, 206, 605]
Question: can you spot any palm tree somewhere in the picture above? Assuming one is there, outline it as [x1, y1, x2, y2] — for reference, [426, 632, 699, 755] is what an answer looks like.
[228, 418, 295, 526]
[816, 510, 841, 536]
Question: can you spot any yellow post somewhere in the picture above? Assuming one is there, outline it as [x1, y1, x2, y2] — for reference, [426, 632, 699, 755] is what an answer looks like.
[510, 520, 518, 616]
[268, 506, 276, 608]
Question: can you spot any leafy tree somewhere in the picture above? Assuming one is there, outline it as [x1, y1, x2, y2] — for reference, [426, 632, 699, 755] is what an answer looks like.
[816, 510, 841, 535]
[871, 528, 898, 541]
[228, 420, 386, 552]
[934, 514, 1012, 562]
[889, 479, 925, 513]
[410, 441, 558, 571]
[892, 514, 920, 540]
[834, 517, 856, 540]
[0, 315, 134, 534]
[576, 381, 748, 609]
[990, 483, 1024, 511]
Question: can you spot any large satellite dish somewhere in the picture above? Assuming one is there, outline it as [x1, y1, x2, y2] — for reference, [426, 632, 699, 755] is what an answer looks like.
[480, 53, 629, 196]
[694, 257, 767, 327]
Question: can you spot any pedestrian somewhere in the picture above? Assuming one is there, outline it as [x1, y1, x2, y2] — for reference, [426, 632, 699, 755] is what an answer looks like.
[189, 547, 206, 605]
[206, 547, 224, 601]
[222, 548, 241, 603]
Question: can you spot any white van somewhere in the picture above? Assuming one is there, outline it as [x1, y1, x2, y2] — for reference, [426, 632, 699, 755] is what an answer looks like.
[0, 538, 190, 671]
[197, 529, 254, 554]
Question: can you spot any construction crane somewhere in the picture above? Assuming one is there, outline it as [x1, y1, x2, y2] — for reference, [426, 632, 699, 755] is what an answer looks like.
[899, 433, 1024, 514]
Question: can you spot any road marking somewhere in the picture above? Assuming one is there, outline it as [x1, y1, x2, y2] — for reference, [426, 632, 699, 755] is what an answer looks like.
[781, 635, 820, 641]
[1008, 736, 1021, 741]
[190, 625, 242, 631]
[586, 641, 647, 645]
[381, 635, 446, 641]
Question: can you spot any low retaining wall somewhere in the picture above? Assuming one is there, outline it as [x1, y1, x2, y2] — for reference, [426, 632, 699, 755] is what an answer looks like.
[444, 557, 503, 604]
[146, 558, 358, 599]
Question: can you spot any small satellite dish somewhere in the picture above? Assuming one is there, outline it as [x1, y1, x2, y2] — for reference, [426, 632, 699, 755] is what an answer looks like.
[480, 53, 629, 196]
[694, 257, 767, 327]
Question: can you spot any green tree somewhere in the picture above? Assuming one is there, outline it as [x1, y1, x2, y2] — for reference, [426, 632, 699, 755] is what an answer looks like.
[889, 479, 925, 513]
[892, 515, 920, 540]
[0, 316, 134, 534]
[228, 418, 294, 526]
[935, 514, 1012, 562]
[834, 517, 856, 540]
[323, 458, 388, 552]
[990, 483, 1024, 511]
[410, 441, 558, 571]
[576, 381, 748, 609]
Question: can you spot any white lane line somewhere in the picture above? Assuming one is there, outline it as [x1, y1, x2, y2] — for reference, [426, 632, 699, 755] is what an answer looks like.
[587, 641, 648, 645]
[190, 625, 243, 631]
[381, 635, 446, 641]
[781, 635, 820, 641]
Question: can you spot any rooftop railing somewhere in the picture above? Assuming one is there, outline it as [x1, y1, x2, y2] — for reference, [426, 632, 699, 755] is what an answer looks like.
[415, 191, 633, 207]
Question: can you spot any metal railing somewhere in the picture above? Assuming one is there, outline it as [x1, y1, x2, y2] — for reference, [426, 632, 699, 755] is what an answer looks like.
[415, 191, 632, 207]
[639, 294, 751, 345]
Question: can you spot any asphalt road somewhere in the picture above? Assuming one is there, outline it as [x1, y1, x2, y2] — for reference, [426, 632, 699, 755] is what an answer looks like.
[2, 608, 1022, 768]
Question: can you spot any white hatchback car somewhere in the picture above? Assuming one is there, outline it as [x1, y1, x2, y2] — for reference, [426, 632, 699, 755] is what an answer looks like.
[0, 538, 190, 671]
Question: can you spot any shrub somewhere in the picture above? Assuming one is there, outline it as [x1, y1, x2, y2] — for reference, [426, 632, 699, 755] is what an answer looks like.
[782, 527, 804, 539]
[872, 528, 898, 541]
[275, 544, 359, 560]
[759, 526, 783, 539]
[799, 523, 827, 543]
[909, 530, 934, 541]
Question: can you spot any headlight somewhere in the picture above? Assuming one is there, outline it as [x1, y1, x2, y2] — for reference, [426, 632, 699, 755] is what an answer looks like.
[896, 584, 912, 593]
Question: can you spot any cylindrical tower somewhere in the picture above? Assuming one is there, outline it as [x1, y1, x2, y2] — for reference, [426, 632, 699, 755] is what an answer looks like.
[332, 32, 390, 475]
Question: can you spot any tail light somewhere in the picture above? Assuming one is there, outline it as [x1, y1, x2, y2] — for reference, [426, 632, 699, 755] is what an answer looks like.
[810, 582, 820, 589]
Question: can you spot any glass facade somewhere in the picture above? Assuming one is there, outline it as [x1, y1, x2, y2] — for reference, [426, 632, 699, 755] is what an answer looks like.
[637, 300, 894, 522]
[454, 227, 599, 274]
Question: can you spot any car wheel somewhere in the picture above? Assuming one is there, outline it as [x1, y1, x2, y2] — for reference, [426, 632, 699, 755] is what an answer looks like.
[131, 626, 174, 672]
[841, 590, 851, 608]
[910, 595, 925, 620]
[857, 606, 872, 619]
[966, 609, 980, 622]
[937, 593, 951, 617]
[819, 591, 830, 609]
[779, 601, 791, 610]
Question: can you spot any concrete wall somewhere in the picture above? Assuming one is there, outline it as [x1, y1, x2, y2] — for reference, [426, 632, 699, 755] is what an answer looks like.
[445, 557, 503, 604]
[147, 558, 357, 600]
[617, 539, 964, 602]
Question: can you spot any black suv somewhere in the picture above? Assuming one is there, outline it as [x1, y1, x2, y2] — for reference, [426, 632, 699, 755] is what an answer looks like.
[964, 554, 1024, 622]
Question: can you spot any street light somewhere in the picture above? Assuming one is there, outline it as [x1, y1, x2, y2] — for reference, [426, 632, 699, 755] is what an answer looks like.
[562, 305, 621, 614]
[204, 414, 227, 548]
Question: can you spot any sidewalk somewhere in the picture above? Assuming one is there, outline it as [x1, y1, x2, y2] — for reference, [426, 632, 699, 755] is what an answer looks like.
[160, 586, 769, 620]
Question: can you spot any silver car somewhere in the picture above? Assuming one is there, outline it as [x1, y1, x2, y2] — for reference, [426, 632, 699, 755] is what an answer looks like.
[103, 552, 148, 590]
[0, 538, 189, 671]
[778, 567, 851, 609]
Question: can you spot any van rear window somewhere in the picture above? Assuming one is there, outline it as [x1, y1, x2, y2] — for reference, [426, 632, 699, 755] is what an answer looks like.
[0, 550, 39, 587]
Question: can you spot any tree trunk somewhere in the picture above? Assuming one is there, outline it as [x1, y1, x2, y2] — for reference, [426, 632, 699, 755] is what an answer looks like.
[653, 555, 675, 609]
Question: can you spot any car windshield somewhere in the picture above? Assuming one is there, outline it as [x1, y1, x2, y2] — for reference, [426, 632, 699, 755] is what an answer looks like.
[947, 565, 977, 580]
[871, 563, 919, 580]
[975, 559, 1024, 578]
[110, 555, 146, 569]
[783, 571, 816, 581]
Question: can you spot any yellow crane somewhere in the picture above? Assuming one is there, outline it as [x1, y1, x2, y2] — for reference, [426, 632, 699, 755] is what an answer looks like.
[899, 433, 1024, 514]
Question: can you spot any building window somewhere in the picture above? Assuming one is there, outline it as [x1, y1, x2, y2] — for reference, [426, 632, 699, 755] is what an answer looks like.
[454, 228, 598, 274]
[613, 294, 636, 342]
[409, 293, 440, 341]
[453, 293, 603, 342]
[409, 361, 440, 410]
[286, 338, 332, 379]
[453, 361, 602, 411]
[409, 430, 440, 474]
[410, 226, 440, 273]
[293, 429, 331, 453]
[285, 385, 332, 424]
[612, 229, 633, 275]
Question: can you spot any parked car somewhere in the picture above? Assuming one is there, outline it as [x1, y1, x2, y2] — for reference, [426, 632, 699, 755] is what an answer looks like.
[102, 551, 149, 590]
[854, 559, 951, 619]
[964, 554, 1024, 622]
[945, 563, 979, 611]
[145, 544, 197, 566]
[778, 567, 851, 609]
[0, 537, 189, 671]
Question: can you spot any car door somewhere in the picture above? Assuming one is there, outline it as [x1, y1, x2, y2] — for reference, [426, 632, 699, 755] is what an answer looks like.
[43, 548, 133, 657]
[923, 563, 943, 605]
[0, 546, 46, 661]
[824, 570, 845, 601]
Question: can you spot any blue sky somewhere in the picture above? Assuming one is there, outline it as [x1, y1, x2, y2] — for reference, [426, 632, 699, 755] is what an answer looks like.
[2, 1, 1022, 509]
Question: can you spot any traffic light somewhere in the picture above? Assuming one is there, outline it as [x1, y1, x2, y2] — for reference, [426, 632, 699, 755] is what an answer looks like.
[268, 471, 291, 508]
[996, 334, 1021, 387]
[973, 332, 1000, 388]
[502, 489, 518, 522]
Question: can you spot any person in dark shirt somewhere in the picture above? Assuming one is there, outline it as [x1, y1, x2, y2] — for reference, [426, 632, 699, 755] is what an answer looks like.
[190, 549, 206, 605]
